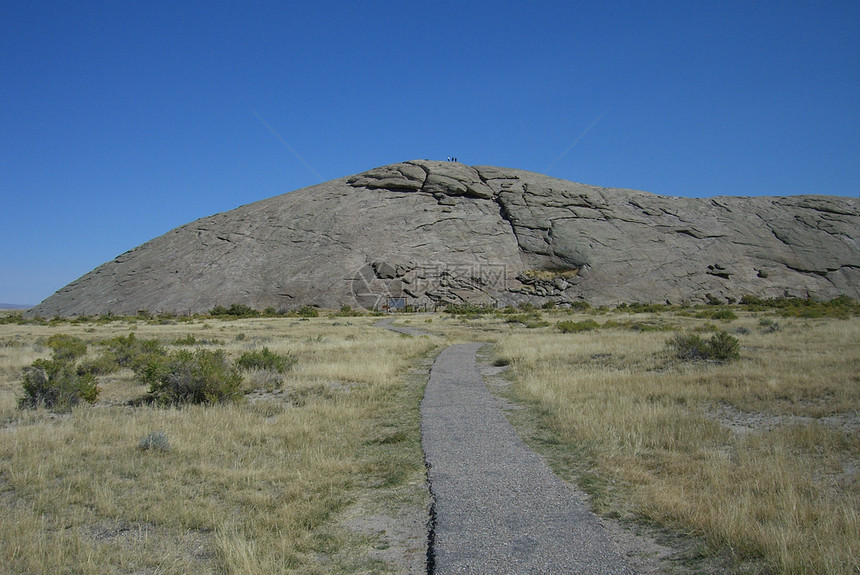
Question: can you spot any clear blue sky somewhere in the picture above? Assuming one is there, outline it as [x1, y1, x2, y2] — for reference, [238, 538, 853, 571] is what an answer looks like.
[2, 1, 858, 305]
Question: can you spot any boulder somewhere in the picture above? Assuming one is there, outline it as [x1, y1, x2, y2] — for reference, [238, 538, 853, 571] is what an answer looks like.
[27, 161, 860, 316]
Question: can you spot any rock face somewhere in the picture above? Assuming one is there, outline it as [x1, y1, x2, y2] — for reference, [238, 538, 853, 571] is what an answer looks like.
[29, 161, 860, 316]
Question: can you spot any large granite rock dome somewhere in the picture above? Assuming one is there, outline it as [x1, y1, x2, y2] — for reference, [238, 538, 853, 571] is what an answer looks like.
[29, 161, 860, 315]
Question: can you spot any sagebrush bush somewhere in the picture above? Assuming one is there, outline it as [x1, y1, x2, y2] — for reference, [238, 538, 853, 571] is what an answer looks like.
[20, 335, 100, 410]
[740, 295, 858, 318]
[668, 330, 740, 361]
[236, 347, 296, 373]
[616, 302, 670, 313]
[43, 334, 88, 362]
[138, 431, 170, 452]
[602, 320, 672, 332]
[333, 305, 364, 317]
[76, 354, 120, 376]
[210, 303, 259, 318]
[506, 313, 549, 328]
[696, 308, 738, 321]
[171, 334, 198, 346]
[145, 349, 241, 405]
[102, 333, 166, 373]
[247, 368, 284, 392]
[706, 330, 740, 360]
[557, 319, 600, 333]
[0, 312, 27, 325]
[20, 358, 99, 410]
[296, 305, 319, 318]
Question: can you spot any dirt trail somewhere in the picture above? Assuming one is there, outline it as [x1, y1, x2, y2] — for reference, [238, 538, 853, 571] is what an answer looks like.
[421, 343, 634, 574]
[374, 317, 431, 337]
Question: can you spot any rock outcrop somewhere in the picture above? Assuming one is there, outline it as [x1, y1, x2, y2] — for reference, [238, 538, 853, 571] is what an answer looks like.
[29, 161, 860, 316]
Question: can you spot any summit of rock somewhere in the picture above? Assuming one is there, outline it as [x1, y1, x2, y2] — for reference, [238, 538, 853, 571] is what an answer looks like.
[29, 161, 860, 316]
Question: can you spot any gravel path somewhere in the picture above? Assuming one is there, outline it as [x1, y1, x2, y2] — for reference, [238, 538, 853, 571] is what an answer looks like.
[421, 343, 635, 574]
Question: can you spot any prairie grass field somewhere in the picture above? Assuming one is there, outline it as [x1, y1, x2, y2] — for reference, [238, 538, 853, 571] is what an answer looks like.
[484, 308, 859, 574]
[0, 315, 441, 574]
[0, 302, 857, 574]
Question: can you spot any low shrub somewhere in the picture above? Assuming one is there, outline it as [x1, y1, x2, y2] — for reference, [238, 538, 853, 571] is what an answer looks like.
[740, 295, 858, 318]
[0, 312, 28, 325]
[602, 320, 673, 332]
[145, 349, 242, 405]
[705, 293, 724, 305]
[236, 347, 296, 373]
[20, 358, 99, 410]
[295, 305, 319, 318]
[668, 333, 708, 360]
[506, 313, 549, 328]
[706, 330, 741, 360]
[246, 368, 284, 392]
[102, 333, 166, 373]
[333, 304, 364, 317]
[43, 334, 88, 363]
[171, 334, 198, 346]
[557, 319, 600, 333]
[696, 308, 738, 321]
[210, 303, 260, 318]
[616, 302, 670, 313]
[138, 431, 170, 452]
[668, 330, 740, 361]
[76, 354, 120, 376]
[445, 303, 493, 315]
[20, 335, 100, 410]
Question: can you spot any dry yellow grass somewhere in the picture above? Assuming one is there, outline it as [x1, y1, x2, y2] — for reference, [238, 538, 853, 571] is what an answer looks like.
[522, 269, 581, 280]
[492, 311, 859, 574]
[2, 307, 857, 574]
[0, 315, 440, 574]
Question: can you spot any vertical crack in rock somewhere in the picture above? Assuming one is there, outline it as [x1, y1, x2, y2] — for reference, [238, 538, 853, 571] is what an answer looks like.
[424, 456, 438, 574]
[475, 169, 524, 254]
